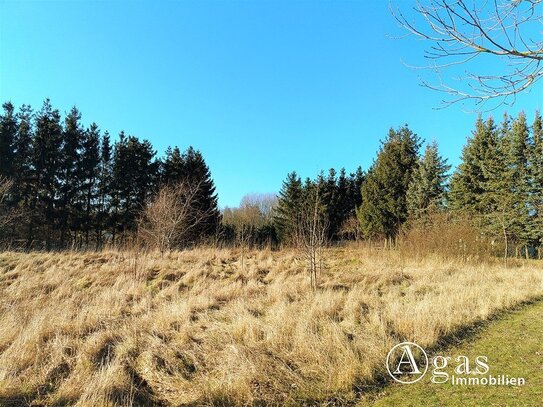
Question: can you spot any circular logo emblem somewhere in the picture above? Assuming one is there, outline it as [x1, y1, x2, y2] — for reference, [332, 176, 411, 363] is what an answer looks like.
[386, 341, 428, 384]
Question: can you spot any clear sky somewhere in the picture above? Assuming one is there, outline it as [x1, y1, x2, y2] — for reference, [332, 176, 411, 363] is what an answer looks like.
[1, 0, 541, 207]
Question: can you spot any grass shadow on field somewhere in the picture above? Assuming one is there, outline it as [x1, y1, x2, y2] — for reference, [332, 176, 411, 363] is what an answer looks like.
[349, 295, 543, 406]
[0, 395, 33, 407]
[0, 368, 162, 407]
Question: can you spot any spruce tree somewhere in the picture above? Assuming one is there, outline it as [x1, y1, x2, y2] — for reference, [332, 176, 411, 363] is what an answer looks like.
[481, 115, 512, 257]
[274, 171, 303, 244]
[32, 99, 63, 248]
[13, 105, 34, 244]
[348, 166, 364, 210]
[181, 146, 220, 241]
[357, 125, 421, 243]
[530, 111, 543, 255]
[406, 140, 450, 220]
[58, 106, 84, 245]
[506, 112, 534, 256]
[111, 134, 158, 239]
[79, 123, 100, 246]
[96, 132, 112, 247]
[323, 168, 340, 239]
[335, 168, 353, 232]
[162, 146, 184, 184]
[449, 116, 500, 218]
[0, 102, 17, 180]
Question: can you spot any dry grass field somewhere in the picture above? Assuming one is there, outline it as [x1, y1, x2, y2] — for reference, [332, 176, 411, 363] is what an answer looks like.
[0, 247, 542, 406]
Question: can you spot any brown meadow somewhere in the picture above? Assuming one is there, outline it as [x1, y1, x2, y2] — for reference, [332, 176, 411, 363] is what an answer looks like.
[0, 247, 541, 406]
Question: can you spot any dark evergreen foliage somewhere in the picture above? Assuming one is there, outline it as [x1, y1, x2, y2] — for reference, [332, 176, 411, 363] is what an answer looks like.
[449, 112, 541, 257]
[1, 98, 541, 257]
[0, 100, 220, 249]
[357, 125, 422, 241]
[274, 168, 363, 244]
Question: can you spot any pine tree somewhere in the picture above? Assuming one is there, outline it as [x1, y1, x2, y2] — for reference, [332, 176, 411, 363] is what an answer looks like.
[357, 125, 421, 243]
[406, 140, 450, 220]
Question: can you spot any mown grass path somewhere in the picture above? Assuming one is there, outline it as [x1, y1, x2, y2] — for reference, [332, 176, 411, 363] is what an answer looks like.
[364, 299, 543, 406]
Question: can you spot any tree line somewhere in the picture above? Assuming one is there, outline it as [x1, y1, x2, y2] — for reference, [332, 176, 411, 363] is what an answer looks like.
[273, 112, 543, 258]
[1, 99, 542, 257]
[0, 99, 220, 249]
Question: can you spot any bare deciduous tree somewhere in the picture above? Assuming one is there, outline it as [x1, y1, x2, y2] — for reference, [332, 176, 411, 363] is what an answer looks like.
[339, 215, 361, 242]
[296, 186, 328, 291]
[239, 193, 277, 223]
[223, 193, 278, 267]
[392, 0, 543, 107]
[138, 180, 212, 253]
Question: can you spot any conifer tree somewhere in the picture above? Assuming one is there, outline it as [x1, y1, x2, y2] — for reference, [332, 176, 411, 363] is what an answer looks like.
[111, 134, 158, 240]
[357, 125, 421, 243]
[406, 140, 450, 220]
[480, 115, 512, 257]
[451, 113, 535, 258]
[181, 146, 220, 241]
[162, 146, 184, 184]
[449, 116, 500, 218]
[0, 99, 225, 249]
[58, 106, 84, 245]
[274, 171, 303, 244]
[32, 99, 63, 248]
[0, 102, 17, 180]
[96, 132, 112, 247]
[79, 123, 100, 246]
[505, 112, 534, 256]
[348, 166, 364, 210]
[323, 168, 340, 239]
[13, 105, 34, 244]
[335, 168, 353, 229]
[530, 111, 543, 255]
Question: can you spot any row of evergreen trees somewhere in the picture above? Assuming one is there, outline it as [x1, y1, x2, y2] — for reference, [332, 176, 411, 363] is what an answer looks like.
[1, 98, 541, 255]
[273, 168, 364, 244]
[450, 113, 543, 256]
[274, 112, 543, 255]
[0, 100, 220, 249]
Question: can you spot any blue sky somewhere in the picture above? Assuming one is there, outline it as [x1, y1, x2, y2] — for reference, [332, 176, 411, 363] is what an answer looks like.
[1, 1, 541, 207]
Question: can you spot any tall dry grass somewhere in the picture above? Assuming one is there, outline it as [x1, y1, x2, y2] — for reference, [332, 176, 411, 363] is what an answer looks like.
[0, 247, 541, 406]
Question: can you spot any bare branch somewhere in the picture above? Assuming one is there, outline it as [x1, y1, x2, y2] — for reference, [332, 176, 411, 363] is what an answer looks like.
[391, 0, 543, 108]
[138, 180, 213, 253]
[295, 185, 328, 291]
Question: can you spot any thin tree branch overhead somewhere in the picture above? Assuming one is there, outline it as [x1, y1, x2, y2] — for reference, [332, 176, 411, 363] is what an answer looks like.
[391, 0, 543, 107]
